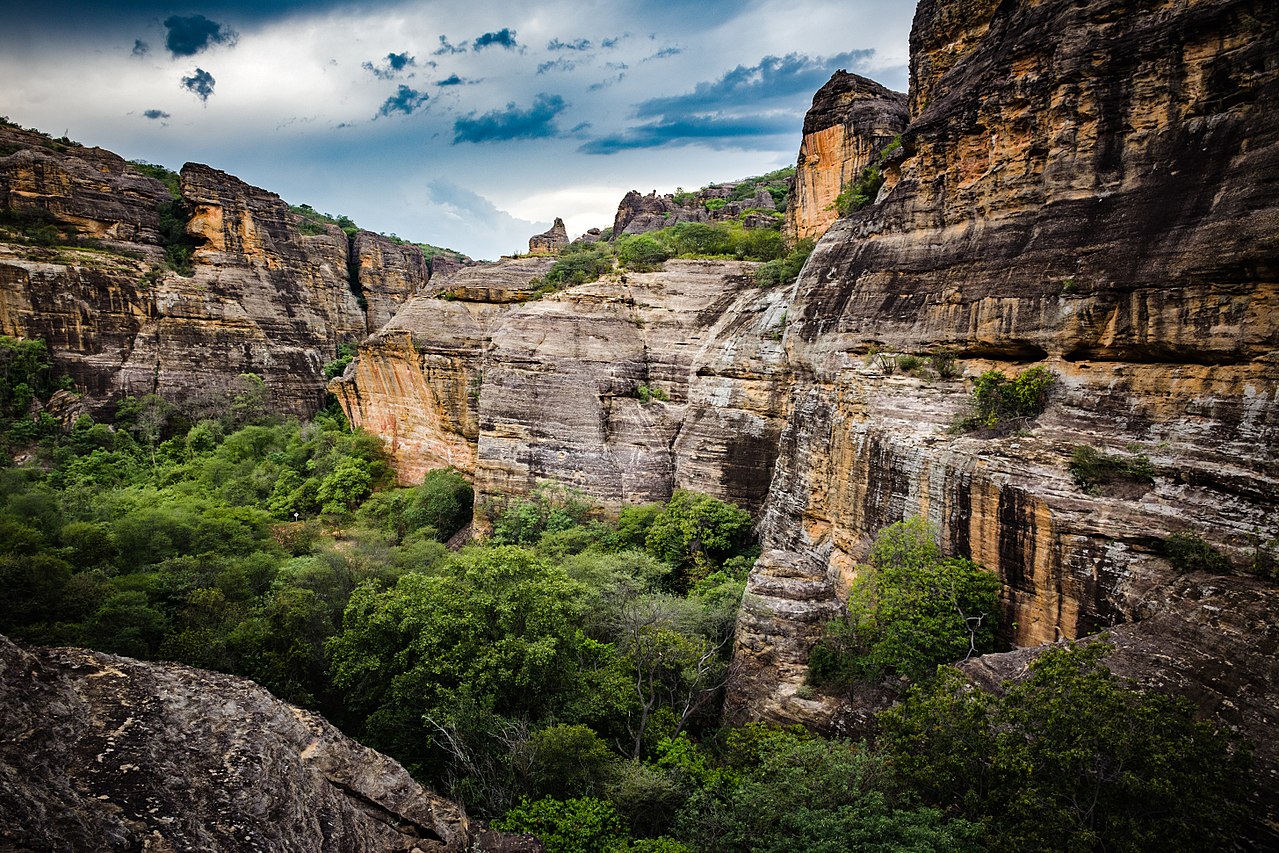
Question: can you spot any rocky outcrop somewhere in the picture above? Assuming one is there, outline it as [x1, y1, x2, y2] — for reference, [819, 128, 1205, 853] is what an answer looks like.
[0, 634, 540, 852]
[784, 72, 908, 242]
[0, 125, 172, 252]
[726, 0, 1279, 812]
[0, 135, 412, 417]
[611, 181, 787, 237]
[528, 218, 568, 255]
[334, 258, 792, 508]
[354, 231, 432, 330]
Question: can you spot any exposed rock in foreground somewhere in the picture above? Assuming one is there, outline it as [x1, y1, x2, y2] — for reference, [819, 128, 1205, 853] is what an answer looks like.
[0, 634, 539, 853]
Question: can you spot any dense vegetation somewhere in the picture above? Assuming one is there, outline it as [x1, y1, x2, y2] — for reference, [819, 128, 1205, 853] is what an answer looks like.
[0, 334, 1256, 850]
[526, 222, 815, 299]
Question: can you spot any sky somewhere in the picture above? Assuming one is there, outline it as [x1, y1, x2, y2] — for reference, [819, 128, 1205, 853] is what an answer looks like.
[1, 1, 917, 259]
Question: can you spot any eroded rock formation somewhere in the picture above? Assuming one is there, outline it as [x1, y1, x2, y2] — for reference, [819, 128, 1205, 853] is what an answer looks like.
[528, 217, 569, 255]
[333, 258, 791, 509]
[0, 131, 418, 416]
[0, 634, 539, 852]
[784, 71, 908, 242]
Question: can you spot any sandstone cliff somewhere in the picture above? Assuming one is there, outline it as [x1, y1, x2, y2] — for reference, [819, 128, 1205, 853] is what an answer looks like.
[724, 0, 1279, 829]
[784, 72, 908, 243]
[0, 128, 429, 417]
[528, 218, 569, 255]
[0, 633, 539, 852]
[333, 257, 792, 509]
[334, 0, 1279, 830]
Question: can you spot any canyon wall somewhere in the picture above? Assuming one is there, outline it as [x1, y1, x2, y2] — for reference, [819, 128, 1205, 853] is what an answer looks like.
[333, 257, 792, 511]
[0, 128, 429, 416]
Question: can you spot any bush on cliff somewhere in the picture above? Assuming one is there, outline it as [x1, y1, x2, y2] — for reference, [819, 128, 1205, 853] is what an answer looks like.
[954, 365, 1055, 433]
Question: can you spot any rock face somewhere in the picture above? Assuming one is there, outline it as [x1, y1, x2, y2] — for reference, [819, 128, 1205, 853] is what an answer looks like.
[784, 72, 908, 242]
[354, 231, 432, 331]
[0, 131, 421, 417]
[725, 0, 1279, 821]
[527, 218, 568, 255]
[611, 182, 785, 237]
[0, 634, 540, 853]
[337, 0, 1279, 829]
[333, 258, 792, 508]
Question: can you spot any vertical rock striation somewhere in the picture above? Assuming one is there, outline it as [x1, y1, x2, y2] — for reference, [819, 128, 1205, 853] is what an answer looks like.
[726, 0, 1279, 803]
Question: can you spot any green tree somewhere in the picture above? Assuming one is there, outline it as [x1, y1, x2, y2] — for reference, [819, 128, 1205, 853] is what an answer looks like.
[644, 490, 753, 584]
[495, 796, 628, 853]
[879, 643, 1255, 851]
[808, 518, 1000, 685]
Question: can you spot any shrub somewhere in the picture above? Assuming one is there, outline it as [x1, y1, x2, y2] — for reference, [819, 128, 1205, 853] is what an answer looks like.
[618, 235, 669, 271]
[753, 238, 814, 288]
[1163, 532, 1232, 575]
[495, 797, 628, 853]
[808, 518, 1000, 685]
[954, 366, 1055, 433]
[879, 643, 1254, 852]
[322, 343, 357, 379]
[637, 384, 669, 404]
[1068, 445, 1154, 493]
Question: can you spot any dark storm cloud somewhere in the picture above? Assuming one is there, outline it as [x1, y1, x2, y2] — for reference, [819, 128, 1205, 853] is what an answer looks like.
[452, 93, 566, 144]
[143, 109, 171, 120]
[547, 37, 591, 51]
[164, 14, 237, 57]
[132, 39, 149, 56]
[583, 51, 874, 154]
[377, 85, 428, 117]
[633, 51, 872, 119]
[580, 114, 795, 154]
[600, 36, 622, 49]
[433, 35, 468, 55]
[435, 74, 477, 86]
[363, 51, 416, 79]
[180, 68, 216, 103]
[537, 58, 576, 75]
[472, 28, 517, 51]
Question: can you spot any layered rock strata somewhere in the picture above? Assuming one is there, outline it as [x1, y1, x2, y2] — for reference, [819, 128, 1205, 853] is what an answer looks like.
[528, 217, 568, 255]
[784, 72, 909, 242]
[0, 634, 539, 852]
[611, 184, 784, 237]
[0, 131, 419, 416]
[333, 258, 792, 509]
[724, 0, 1279, 832]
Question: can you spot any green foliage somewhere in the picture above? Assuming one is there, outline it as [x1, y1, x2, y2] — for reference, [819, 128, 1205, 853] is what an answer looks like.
[636, 383, 669, 404]
[357, 467, 473, 544]
[954, 365, 1055, 433]
[1068, 445, 1154, 493]
[879, 643, 1255, 851]
[0, 336, 56, 420]
[832, 136, 903, 216]
[673, 725, 980, 853]
[495, 796, 628, 853]
[644, 490, 753, 583]
[808, 518, 1000, 685]
[617, 234, 670, 271]
[703, 198, 727, 212]
[489, 482, 594, 546]
[289, 203, 359, 238]
[1163, 531, 1233, 575]
[753, 238, 813, 288]
[128, 161, 181, 198]
[322, 342, 357, 379]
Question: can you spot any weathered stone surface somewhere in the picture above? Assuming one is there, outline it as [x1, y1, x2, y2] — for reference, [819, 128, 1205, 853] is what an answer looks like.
[335, 259, 792, 510]
[784, 72, 908, 242]
[723, 2, 1279, 829]
[611, 183, 786, 237]
[0, 145, 381, 417]
[0, 634, 540, 853]
[527, 218, 568, 255]
[355, 230, 431, 331]
[0, 125, 172, 251]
